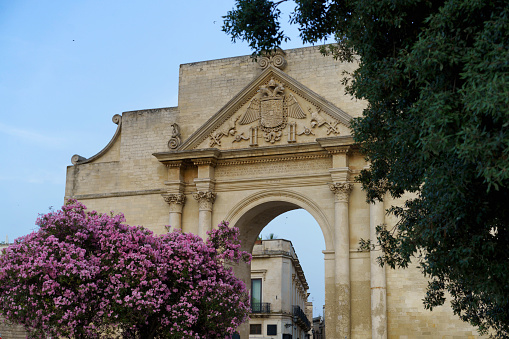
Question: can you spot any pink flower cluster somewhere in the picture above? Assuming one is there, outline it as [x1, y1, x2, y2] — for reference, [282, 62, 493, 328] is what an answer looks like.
[0, 200, 250, 339]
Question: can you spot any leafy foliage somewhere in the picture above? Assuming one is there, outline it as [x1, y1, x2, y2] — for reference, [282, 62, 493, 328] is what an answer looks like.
[223, 0, 509, 336]
[223, 0, 290, 53]
[0, 200, 250, 339]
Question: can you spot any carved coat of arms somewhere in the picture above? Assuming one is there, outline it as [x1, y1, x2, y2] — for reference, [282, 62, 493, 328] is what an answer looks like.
[239, 78, 306, 143]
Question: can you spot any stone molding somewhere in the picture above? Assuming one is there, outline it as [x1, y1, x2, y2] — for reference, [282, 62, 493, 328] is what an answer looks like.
[326, 146, 351, 154]
[192, 158, 218, 167]
[165, 161, 185, 168]
[71, 114, 122, 165]
[67, 188, 163, 200]
[329, 182, 353, 202]
[219, 153, 328, 167]
[193, 191, 216, 210]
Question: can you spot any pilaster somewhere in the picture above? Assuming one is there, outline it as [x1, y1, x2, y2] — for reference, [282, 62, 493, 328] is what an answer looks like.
[370, 199, 387, 338]
[193, 158, 217, 192]
[329, 182, 353, 339]
[323, 250, 336, 339]
[164, 160, 186, 193]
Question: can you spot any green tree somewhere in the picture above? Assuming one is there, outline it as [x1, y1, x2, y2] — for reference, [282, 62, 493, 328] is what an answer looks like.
[223, 0, 509, 337]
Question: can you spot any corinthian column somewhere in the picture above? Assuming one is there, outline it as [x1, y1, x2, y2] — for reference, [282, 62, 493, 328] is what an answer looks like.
[370, 199, 387, 338]
[162, 193, 186, 231]
[329, 182, 353, 339]
[193, 191, 216, 240]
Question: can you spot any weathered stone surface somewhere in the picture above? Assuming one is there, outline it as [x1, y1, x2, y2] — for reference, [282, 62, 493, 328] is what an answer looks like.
[0, 316, 26, 338]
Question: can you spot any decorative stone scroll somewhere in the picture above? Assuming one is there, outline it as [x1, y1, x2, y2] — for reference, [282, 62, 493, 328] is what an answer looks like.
[329, 182, 353, 202]
[71, 114, 122, 165]
[168, 123, 181, 149]
[257, 50, 287, 70]
[193, 191, 216, 211]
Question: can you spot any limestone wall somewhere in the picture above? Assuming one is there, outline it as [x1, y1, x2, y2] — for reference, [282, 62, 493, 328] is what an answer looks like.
[66, 107, 178, 234]
[386, 264, 482, 339]
[382, 195, 484, 339]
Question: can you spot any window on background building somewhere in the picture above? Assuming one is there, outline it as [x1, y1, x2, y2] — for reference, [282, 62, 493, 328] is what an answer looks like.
[267, 324, 277, 335]
[251, 278, 262, 312]
[250, 324, 262, 335]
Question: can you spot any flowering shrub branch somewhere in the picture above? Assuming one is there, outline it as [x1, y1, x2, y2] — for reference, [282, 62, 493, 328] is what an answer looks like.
[0, 200, 250, 339]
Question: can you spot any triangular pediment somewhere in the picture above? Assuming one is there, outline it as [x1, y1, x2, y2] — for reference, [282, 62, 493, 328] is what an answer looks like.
[178, 66, 353, 151]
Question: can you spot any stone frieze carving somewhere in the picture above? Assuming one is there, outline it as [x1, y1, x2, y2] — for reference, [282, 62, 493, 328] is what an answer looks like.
[193, 191, 217, 210]
[168, 123, 181, 149]
[329, 182, 353, 202]
[310, 108, 340, 135]
[209, 116, 239, 147]
[192, 74, 348, 150]
[297, 125, 314, 136]
[232, 132, 250, 143]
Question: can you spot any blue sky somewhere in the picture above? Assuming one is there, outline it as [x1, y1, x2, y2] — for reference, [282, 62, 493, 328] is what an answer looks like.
[1, 0, 326, 316]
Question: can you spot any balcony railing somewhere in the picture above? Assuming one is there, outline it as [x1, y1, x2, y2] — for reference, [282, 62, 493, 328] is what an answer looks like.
[293, 305, 311, 331]
[251, 302, 271, 314]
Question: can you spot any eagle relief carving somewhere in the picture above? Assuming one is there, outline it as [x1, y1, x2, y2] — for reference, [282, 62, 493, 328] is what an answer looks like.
[239, 78, 306, 143]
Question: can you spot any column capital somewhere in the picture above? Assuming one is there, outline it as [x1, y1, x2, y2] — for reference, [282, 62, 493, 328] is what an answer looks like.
[193, 191, 216, 210]
[162, 193, 186, 205]
[329, 182, 353, 202]
[162, 193, 186, 213]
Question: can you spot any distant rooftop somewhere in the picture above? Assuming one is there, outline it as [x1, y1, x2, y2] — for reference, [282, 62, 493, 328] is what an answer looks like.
[253, 239, 309, 290]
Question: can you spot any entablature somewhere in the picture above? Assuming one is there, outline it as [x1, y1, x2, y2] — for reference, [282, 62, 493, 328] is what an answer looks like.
[153, 136, 357, 167]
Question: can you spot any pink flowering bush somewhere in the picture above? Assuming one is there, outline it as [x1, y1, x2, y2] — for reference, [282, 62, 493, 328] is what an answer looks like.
[0, 200, 250, 339]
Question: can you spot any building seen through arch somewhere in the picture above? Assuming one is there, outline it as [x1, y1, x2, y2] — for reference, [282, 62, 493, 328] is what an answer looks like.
[250, 238, 312, 339]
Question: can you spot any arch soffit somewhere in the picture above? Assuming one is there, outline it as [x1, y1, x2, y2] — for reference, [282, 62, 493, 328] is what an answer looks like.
[224, 189, 333, 251]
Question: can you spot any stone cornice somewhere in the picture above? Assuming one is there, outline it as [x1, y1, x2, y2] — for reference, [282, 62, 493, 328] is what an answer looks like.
[153, 138, 357, 166]
[192, 157, 218, 167]
[66, 188, 163, 200]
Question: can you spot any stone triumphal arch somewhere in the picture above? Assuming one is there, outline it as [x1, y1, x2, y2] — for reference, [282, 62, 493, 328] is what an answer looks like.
[66, 47, 484, 338]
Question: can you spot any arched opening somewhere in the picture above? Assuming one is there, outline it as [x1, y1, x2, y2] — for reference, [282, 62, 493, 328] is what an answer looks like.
[261, 210, 325, 319]
[226, 191, 330, 339]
